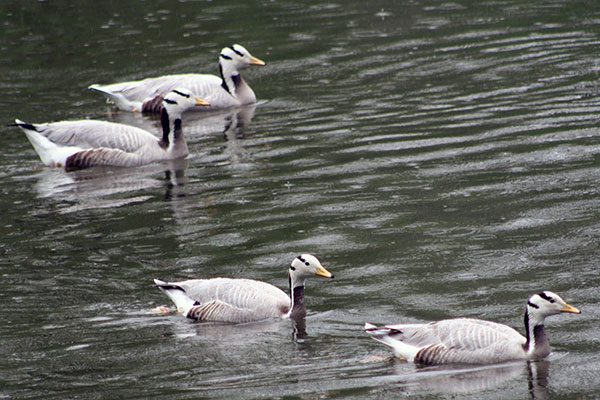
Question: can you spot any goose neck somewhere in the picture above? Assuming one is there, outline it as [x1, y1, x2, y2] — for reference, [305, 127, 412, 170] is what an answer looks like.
[160, 109, 186, 149]
[219, 60, 240, 97]
[159, 108, 171, 148]
[523, 310, 551, 359]
[289, 285, 306, 319]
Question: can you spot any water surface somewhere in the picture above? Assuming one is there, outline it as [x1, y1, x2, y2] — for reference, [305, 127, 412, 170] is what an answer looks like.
[1, 0, 600, 398]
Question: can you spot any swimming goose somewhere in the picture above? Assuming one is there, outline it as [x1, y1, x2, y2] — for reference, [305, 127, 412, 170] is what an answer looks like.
[364, 291, 580, 365]
[89, 44, 265, 113]
[154, 254, 334, 323]
[13, 88, 208, 169]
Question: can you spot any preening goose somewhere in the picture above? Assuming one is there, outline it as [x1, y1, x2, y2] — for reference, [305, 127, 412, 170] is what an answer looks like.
[89, 44, 265, 113]
[154, 254, 334, 323]
[364, 291, 580, 365]
[13, 89, 208, 170]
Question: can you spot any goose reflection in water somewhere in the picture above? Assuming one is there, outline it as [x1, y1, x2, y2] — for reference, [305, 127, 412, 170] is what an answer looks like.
[386, 359, 550, 398]
[158, 314, 310, 344]
[27, 158, 190, 213]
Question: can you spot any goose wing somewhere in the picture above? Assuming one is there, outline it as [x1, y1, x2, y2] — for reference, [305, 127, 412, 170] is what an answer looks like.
[29, 120, 158, 152]
[159, 278, 291, 323]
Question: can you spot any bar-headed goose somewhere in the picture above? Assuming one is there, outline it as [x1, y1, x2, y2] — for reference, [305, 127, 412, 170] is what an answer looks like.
[154, 254, 334, 323]
[13, 89, 208, 170]
[89, 44, 265, 113]
[365, 291, 580, 365]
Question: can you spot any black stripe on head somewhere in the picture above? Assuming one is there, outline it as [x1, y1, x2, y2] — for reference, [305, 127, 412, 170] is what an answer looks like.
[538, 292, 555, 303]
[228, 45, 244, 57]
[220, 53, 232, 60]
[171, 89, 190, 98]
[296, 255, 310, 266]
[164, 98, 177, 105]
[527, 301, 540, 309]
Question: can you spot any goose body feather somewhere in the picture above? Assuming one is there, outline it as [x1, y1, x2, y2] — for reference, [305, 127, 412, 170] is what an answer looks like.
[154, 254, 334, 323]
[365, 291, 580, 365]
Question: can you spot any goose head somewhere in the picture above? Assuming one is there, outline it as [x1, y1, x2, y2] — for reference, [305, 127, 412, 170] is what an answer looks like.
[220, 44, 266, 71]
[219, 44, 265, 96]
[289, 254, 333, 290]
[526, 291, 580, 326]
[159, 88, 209, 148]
[162, 88, 209, 119]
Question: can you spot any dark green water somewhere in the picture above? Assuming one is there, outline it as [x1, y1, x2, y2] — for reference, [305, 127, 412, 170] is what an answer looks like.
[2, 0, 600, 398]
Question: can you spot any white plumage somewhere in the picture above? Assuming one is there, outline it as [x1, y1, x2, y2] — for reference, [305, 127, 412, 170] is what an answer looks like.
[365, 291, 580, 365]
[89, 44, 265, 113]
[13, 88, 208, 169]
[154, 254, 334, 323]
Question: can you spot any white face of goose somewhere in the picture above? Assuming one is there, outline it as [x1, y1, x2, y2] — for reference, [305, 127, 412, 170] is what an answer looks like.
[527, 291, 580, 324]
[220, 44, 266, 70]
[289, 254, 334, 284]
[162, 88, 209, 117]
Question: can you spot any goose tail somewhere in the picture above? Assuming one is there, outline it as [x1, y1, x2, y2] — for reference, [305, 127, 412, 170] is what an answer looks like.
[364, 323, 418, 361]
[11, 119, 37, 131]
[153, 278, 197, 314]
[13, 119, 79, 167]
[89, 84, 140, 112]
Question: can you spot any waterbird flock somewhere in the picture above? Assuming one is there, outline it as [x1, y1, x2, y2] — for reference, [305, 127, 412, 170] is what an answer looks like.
[11, 43, 582, 370]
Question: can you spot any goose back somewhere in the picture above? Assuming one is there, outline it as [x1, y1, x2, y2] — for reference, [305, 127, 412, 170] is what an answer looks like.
[93, 74, 236, 111]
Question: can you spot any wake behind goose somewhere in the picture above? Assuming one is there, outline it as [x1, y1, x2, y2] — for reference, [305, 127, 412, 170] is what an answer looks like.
[154, 254, 334, 323]
[89, 44, 265, 113]
[13, 89, 208, 170]
[365, 291, 580, 365]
